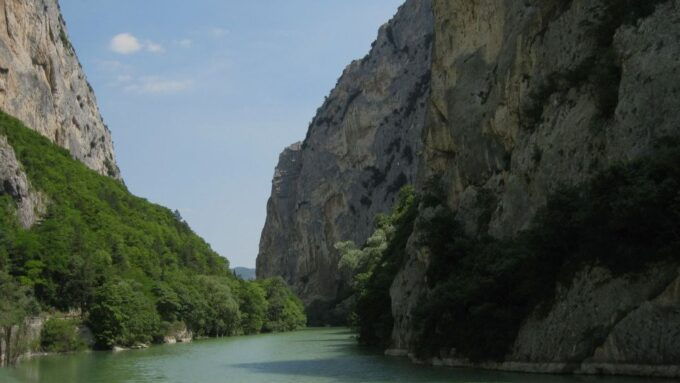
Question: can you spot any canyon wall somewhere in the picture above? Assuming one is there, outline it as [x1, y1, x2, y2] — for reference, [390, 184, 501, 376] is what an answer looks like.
[257, 0, 434, 308]
[0, 0, 120, 178]
[260, 0, 680, 376]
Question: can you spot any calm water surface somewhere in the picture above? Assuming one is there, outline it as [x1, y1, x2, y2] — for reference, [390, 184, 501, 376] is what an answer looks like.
[0, 328, 673, 383]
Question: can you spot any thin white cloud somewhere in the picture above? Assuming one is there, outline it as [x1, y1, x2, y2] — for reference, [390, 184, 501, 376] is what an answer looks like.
[145, 40, 165, 53]
[177, 38, 193, 48]
[115, 74, 133, 83]
[110, 33, 142, 54]
[210, 27, 229, 38]
[109, 33, 165, 54]
[124, 76, 193, 94]
[97, 60, 126, 71]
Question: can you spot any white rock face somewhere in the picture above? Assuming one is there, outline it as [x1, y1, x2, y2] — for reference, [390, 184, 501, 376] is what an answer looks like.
[0, 0, 120, 178]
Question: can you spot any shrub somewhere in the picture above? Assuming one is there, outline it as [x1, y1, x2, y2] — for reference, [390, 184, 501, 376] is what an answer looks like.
[40, 318, 86, 353]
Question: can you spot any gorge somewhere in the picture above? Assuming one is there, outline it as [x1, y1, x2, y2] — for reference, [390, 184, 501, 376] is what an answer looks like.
[0, 0, 678, 380]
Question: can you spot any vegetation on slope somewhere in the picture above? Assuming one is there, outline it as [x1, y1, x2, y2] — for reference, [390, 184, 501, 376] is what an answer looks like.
[338, 139, 680, 361]
[336, 186, 418, 347]
[0, 112, 305, 360]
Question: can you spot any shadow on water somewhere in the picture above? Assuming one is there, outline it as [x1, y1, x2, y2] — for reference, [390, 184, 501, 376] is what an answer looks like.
[309, 329, 355, 336]
[232, 357, 653, 383]
[293, 338, 352, 343]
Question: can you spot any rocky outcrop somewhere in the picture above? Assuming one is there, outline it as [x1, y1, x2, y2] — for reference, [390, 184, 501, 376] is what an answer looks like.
[257, 0, 434, 304]
[257, 143, 304, 287]
[0, 135, 46, 228]
[0, 316, 44, 366]
[163, 323, 193, 344]
[0, 0, 120, 178]
[259, 0, 680, 377]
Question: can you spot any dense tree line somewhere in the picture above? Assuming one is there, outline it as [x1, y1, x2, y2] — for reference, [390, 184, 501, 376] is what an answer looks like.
[0, 112, 305, 359]
[338, 139, 680, 361]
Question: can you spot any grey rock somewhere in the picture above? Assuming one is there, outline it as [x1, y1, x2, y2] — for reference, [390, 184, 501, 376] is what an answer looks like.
[257, 0, 434, 304]
[0, 316, 44, 366]
[0, 0, 120, 178]
[511, 264, 678, 366]
[258, 0, 680, 376]
[394, 0, 680, 375]
[0, 135, 46, 228]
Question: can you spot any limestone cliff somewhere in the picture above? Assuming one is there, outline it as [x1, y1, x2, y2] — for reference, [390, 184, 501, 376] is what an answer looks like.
[259, 0, 680, 377]
[257, 0, 434, 306]
[0, 0, 120, 178]
[389, 1, 680, 377]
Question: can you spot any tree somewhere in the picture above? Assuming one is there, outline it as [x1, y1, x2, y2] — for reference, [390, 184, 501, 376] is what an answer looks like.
[236, 281, 267, 334]
[0, 272, 39, 365]
[88, 279, 160, 348]
[259, 277, 306, 332]
[193, 276, 240, 337]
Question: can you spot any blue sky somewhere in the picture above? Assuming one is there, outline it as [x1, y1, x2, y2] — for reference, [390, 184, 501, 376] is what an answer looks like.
[59, 1, 404, 268]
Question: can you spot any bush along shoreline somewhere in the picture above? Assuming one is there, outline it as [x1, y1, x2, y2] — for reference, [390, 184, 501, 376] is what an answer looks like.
[336, 138, 680, 362]
[0, 112, 305, 365]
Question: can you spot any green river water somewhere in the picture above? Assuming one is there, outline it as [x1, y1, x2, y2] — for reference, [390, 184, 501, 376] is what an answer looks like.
[0, 328, 672, 383]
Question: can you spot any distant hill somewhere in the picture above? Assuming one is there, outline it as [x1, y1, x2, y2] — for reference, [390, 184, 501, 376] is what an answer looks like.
[232, 267, 256, 280]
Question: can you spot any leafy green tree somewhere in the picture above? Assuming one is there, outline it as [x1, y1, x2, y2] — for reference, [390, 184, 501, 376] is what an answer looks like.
[88, 279, 160, 348]
[153, 281, 182, 323]
[0, 272, 39, 365]
[183, 276, 240, 337]
[334, 186, 417, 345]
[236, 281, 267, 334]
[259, 277, 306, 332]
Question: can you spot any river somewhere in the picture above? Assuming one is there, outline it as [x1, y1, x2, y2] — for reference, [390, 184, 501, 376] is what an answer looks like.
[0, 328, 672, 382]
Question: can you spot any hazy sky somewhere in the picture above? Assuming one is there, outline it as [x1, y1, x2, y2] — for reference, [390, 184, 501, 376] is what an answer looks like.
[58, 1, 404, 268]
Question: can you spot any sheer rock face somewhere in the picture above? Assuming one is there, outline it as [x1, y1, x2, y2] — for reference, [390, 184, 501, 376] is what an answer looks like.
[257, 0, 434, 304]
[260, 0, 680, 375]
[0, 0, 120, 178]
[389, 0, 680, 375]
[0, 135, 45, 228]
